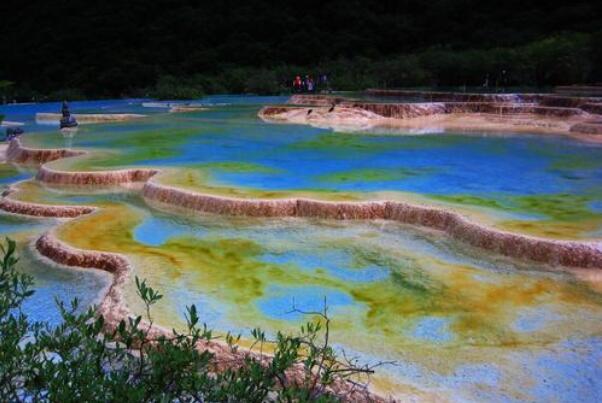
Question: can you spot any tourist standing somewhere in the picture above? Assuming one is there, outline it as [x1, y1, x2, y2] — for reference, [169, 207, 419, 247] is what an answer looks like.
[305, 76, 314, 92]
[319, 73, 329, 92]
[293, 75, 302, 93]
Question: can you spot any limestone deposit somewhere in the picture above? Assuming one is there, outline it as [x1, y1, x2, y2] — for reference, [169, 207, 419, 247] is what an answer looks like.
[35, 113, 146, 124]
[260, 92, 602, 141]
[7, 138, 85, 164]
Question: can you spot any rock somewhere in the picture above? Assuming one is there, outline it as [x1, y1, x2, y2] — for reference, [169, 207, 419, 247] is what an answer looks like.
[59, 100, 78, 129]
[5, 127, 24, 141]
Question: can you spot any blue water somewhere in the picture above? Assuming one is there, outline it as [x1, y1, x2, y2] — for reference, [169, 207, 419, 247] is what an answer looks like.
[410, 316, 454, 343]
[261, 250, 390, 282]
[257, 285, 354, 321]
[20, 260, 110, 327]
[0, 215, 110, 326]
[8, 97, 602, 209]
[0, 171, 32, 185]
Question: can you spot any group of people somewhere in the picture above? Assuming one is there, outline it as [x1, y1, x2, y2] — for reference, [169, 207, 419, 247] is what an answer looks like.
[292, 74, 329, 93]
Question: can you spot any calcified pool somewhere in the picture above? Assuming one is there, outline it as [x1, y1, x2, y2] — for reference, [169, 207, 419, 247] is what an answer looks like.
[1, 96, 601, 401]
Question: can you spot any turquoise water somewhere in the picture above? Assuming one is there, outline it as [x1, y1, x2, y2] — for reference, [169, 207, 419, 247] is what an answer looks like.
[8, 97, 602, 236]
[0, 215, 110, 326]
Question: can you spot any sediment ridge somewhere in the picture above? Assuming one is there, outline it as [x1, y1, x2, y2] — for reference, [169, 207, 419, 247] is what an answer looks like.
[0, 195, 95, 217]
[7, 138, 85, 164]
[36, 164, 158, 186]
[570, 120, 602, 135]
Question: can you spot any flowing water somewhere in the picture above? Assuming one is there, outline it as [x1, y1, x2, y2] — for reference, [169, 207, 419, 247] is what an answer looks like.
[1, 97, 601, 401]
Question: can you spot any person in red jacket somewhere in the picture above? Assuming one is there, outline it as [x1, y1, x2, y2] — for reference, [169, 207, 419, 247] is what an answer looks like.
[293, 75, 302, 93]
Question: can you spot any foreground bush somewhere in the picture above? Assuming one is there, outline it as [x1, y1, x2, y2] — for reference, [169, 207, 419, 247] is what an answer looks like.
[0, 239, 379, 402]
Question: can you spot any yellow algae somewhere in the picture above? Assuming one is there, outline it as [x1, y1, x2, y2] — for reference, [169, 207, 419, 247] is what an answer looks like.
[156, 168, 363, 201]
[189, 161, 281, 174]
[498, 217, 602, 239]
[8, 180, 52, 203]
[9, 180, 84, 205]
[432, 192, 602, 239]
[0, 162, 22, 180]
[315, 167, 436, 184]
[46, 149, 120, 172]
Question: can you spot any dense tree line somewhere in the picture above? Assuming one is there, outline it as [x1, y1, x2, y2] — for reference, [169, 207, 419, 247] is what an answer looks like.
[0, 1, 600, 99]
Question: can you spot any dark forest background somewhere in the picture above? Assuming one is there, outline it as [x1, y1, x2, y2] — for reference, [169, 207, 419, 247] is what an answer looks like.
[1, 0, 601, 100]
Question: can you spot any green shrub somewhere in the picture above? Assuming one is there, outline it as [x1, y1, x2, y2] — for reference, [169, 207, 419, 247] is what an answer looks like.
[0, 238, 380, 401]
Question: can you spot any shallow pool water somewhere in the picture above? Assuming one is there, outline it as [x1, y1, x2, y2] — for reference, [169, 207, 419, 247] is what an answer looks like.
[52, 200, 602, 401]
[0, 215, 110, 326]
[2, 96, 602, 400]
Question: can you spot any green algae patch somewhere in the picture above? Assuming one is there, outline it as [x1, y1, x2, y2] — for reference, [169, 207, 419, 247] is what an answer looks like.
[316, 167, 436, 184]
[157, 168, 363, 201]
[430, 192, 602, 238]
[350, 246, 443, 298]
[9, 180, 69, 204]
[56, 205, 345, 307]
[189, 161, 281, 174]
[60, 127, 203, 171]
[0, 163, 20, 180]
[433, 192, 599, 221]
[497, 218, 602, 239]
[103, 128, 200, 166]
[548, 152, 602, 171]
[512, 193, 599, 221]
[289, 132, 471, 155]
[501, 193, 602, 238]
[7, 179, 136, 208]
[289, 133, 393, 154]
[430, 194, 506, 211]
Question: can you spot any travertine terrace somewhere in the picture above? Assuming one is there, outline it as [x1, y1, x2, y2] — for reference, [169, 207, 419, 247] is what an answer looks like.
[35, 112, 146, 123]
[261, 92, 602, 140]
[2, 94, 602, 401]
[3, 138, 601, 269]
